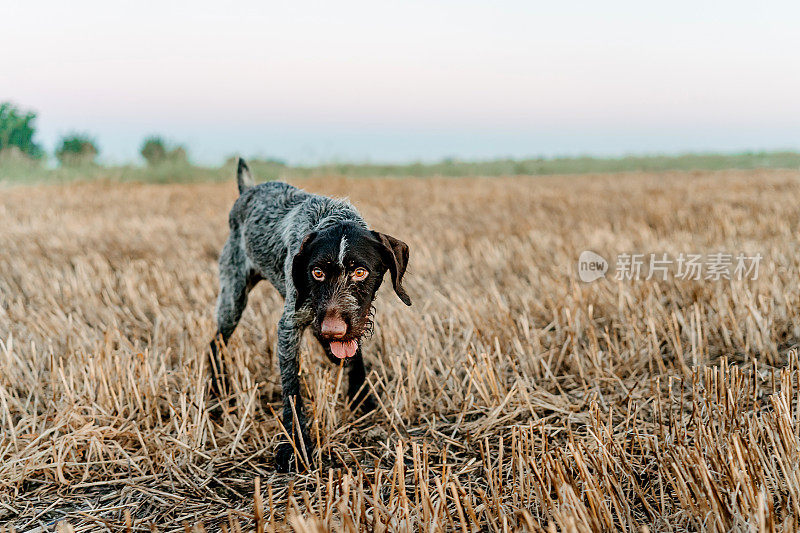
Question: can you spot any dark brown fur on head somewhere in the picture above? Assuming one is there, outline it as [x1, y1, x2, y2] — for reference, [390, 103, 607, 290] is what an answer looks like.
[291, 222, 410, 364]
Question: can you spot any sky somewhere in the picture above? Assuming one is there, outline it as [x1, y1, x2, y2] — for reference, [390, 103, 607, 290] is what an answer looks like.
[3, 0, 800, 165]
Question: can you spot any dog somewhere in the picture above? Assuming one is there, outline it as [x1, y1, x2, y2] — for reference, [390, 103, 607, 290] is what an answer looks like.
[209, 159, 411, 472]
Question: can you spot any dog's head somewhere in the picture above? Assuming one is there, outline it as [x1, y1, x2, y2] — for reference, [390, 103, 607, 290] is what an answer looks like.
[292, 222, 411, 364]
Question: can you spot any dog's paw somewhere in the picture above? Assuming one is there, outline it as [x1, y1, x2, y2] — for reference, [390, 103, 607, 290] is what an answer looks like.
[275, 443, 295, 473]
[358, 393, 379, 413]
[350, 391, 378, 413]
[275, 441, 314, 473]
[207, 385, 237, 422]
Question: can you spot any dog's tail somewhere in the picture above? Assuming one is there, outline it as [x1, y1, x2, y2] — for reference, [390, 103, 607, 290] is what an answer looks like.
[237, 157, 255, 194]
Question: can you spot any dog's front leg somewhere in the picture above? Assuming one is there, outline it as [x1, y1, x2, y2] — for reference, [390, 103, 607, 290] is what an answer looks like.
[274, 311, 313, 472]
[347, 348, 378, 413]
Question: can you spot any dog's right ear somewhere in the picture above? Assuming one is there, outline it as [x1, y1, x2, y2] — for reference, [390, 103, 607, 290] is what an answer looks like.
[291, 231, 318, 310]
[372, 231, 412, 306]
[237, 157, 255, 194]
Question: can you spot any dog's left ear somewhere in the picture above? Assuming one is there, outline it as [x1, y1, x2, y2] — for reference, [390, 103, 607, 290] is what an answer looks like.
[372, 231, 412, 306]
[291, 231, 318, 310]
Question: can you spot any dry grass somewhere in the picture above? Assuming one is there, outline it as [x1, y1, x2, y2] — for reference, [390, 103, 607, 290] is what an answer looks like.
[1, 170, 800, 532]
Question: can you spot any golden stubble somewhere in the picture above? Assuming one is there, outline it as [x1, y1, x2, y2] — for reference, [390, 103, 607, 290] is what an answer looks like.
[1, 169, 799, 531]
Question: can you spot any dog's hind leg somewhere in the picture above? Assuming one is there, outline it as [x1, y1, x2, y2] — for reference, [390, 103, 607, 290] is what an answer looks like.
[209, 236, 260, 399]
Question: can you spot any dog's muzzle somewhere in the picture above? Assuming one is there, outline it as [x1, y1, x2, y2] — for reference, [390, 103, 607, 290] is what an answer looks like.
[321, 314, 358, 359]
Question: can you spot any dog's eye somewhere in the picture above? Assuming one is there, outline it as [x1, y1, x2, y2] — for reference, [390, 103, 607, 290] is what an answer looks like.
[352, 267, 368, 281]
[311, 267, 325, 281]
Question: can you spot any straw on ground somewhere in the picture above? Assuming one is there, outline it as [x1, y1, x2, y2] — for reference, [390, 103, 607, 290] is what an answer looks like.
[1, 170, 799, 531]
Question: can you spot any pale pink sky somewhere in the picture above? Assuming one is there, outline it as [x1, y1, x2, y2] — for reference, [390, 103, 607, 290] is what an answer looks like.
[3, 0, 800, 164]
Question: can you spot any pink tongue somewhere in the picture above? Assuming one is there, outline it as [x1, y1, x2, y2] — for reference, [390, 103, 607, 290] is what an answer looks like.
[330, 339, 358, 359]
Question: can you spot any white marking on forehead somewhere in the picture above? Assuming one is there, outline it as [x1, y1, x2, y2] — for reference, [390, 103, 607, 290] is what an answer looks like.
[338, 236, 348, 266]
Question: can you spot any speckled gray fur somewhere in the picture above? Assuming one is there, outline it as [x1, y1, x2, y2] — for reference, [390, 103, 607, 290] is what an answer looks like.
[210, 160, 368, 462]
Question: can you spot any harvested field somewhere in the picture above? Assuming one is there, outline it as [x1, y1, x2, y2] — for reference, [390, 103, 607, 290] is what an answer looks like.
[1, 170, 800, 531]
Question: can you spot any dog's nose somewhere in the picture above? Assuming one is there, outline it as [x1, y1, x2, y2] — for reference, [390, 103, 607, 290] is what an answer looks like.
[321, 313, 347, 339]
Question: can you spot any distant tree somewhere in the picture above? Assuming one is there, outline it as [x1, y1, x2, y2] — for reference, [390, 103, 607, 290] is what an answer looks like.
[169, 145, 188, 163]
[56, 134, 98, 165]
[0, 102, 43, 159]
[141, 136, 167, 166]
[141, 136, 189, 166]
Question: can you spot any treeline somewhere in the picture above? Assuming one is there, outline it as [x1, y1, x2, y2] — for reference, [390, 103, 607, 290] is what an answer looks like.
[0, 102, 188, 167]
[4, 101, 800, 184]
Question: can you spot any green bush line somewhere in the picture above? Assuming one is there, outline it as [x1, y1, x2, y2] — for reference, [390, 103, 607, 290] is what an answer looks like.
[2, 151, 800, 185]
